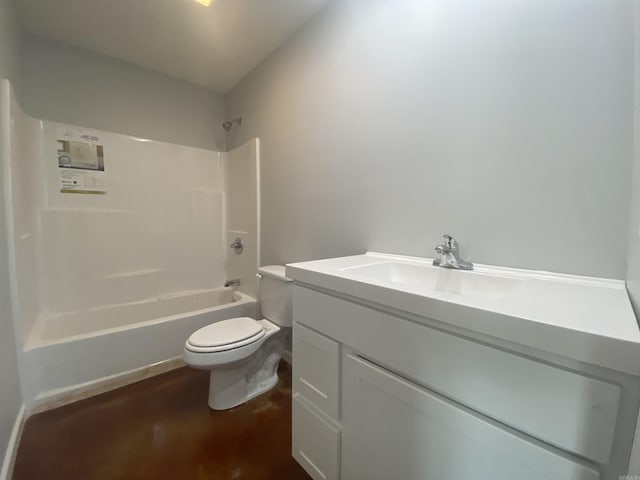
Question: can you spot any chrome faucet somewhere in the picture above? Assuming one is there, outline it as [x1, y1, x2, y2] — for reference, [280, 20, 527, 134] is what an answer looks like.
[433, 234, 473, 270]
[224, 279, 241, 287]
[229, 237, 244, 254]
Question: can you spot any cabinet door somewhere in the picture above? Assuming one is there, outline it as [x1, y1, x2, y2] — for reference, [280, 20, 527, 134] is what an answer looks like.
[342, 353, 600, 480]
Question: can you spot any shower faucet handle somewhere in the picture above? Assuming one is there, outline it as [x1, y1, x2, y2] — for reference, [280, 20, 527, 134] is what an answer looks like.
[230, 238, 244, 254]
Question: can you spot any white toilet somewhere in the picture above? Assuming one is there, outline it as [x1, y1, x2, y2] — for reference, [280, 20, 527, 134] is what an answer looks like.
[182, 265, 292, 410]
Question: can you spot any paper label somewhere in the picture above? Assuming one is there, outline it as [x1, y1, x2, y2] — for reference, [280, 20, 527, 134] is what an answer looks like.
[57, 129, 106, 194]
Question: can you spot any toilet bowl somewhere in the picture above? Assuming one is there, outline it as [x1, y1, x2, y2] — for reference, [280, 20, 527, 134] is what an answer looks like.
[183, 266, 292, 410]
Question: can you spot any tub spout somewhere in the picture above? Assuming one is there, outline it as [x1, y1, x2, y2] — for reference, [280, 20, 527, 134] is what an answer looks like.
[224, 279, 241, 288]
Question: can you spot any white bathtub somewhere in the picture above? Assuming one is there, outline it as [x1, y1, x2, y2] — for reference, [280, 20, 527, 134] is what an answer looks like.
[21, 288, 256, 409]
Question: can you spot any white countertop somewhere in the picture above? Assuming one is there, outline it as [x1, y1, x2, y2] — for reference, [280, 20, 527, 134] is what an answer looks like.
[286, 252, 640, 375]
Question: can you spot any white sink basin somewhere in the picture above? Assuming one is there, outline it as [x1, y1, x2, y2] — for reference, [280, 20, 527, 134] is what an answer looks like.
[340, 261, 524, 301]
[286, 251, 640, 375]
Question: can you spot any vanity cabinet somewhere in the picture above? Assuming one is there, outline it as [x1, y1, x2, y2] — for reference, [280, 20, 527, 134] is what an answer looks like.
[291, 284, 640, 480]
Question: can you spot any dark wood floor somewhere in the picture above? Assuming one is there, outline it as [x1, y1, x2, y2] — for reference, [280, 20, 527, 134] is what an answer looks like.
[13, 363, 311, 480]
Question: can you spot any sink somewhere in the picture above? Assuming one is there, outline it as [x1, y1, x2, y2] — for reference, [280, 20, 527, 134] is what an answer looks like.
[340, 261, 523, 301]
[286, 252, 640, 375]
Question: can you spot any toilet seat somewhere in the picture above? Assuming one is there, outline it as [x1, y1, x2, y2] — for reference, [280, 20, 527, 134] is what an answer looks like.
[183, 319, 281, 370]
[186, 317, 266, 353]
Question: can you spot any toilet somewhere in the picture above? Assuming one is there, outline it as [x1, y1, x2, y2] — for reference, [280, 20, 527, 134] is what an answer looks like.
[182, 265, 292, 410]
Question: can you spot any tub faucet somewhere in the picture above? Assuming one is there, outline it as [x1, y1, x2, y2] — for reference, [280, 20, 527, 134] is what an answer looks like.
[224, 279, 241, 287]
[433, 234, 473, 270]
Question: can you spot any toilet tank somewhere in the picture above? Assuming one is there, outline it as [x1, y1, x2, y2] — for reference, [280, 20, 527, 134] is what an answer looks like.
[258, 265, 293, 327]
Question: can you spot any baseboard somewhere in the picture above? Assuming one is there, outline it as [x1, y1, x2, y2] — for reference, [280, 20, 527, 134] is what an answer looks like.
[0, 404, 25, 480]
[29, 357, 185, 415]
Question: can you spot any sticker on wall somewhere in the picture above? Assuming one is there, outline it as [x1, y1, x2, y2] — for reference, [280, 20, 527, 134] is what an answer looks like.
[57, 129, 106, 194]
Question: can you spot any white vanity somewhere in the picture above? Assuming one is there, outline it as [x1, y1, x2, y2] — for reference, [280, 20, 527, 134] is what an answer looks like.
[286, 252, 640, 480]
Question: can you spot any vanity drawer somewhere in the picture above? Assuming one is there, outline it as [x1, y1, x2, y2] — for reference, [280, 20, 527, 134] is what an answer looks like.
[293, 285, 621, 464]
[293, 394, 341, 480]
[293, 323, 340, 419]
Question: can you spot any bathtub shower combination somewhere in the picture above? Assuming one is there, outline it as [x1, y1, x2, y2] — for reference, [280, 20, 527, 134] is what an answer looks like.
[1, 80, 260, 409]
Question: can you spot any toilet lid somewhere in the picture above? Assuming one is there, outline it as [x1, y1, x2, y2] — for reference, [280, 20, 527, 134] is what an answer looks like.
[188, 317, 264, 348]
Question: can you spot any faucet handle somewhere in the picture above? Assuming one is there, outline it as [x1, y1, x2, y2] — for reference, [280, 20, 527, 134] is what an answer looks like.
[441, 233, 455, 248]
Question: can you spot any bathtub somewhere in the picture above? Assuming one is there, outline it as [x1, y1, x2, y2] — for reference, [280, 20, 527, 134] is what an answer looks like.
[21, 288, 256, 410]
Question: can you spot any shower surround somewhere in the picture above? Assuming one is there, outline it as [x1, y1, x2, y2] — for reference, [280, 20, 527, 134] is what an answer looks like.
[1, 80, 260, 410]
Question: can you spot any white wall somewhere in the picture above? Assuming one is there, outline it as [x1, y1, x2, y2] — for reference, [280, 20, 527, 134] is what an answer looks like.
[22, 34, 227, 151]
[0, 1, 19, 92]
[628, 4, 640, 316]
[226, 0, 634, 279]
[0, 0, 23, 465]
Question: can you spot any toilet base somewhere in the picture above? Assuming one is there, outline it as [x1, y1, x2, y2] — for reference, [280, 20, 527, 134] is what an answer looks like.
[208, 337, 283, 410]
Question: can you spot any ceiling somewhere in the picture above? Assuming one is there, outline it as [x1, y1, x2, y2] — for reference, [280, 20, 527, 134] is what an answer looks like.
[16, 0, 328, 93]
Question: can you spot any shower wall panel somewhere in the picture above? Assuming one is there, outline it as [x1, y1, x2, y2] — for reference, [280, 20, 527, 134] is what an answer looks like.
[38, 123, 226, 315]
